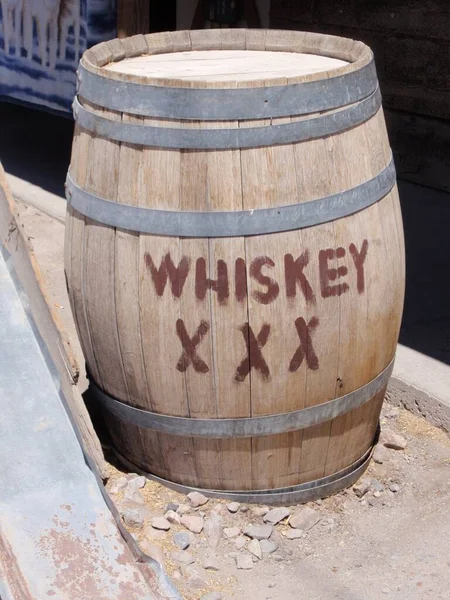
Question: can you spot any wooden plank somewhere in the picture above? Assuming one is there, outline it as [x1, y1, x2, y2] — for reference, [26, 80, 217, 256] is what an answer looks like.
[117, 0, 150, 38]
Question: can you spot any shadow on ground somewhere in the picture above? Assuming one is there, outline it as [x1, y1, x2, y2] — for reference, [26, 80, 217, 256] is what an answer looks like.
[1, 101, 449, 364]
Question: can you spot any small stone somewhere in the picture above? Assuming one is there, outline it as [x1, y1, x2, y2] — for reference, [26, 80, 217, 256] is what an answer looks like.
[235, 536, 247, 549]
[353, 477, 371, 498]
[373, 491, 382, 498]
[389, 483, 401, 493]
[203, 555, 220, 571]
[260, 539, 278, 554]
[126, 475, 146, 492]
[227, 502, 240, 513]
[360, 500, 368, 507]
[107, 476, 128, 494]
[181, 565, 207, 588]
[271, 554, 284, 562]
[166, 502, 179, 513]
[201, 593, 222, 600]
[370, 479, 384, 493]
[268, 581, 277, 588]
[151, 516, 171, 531]
[187, 491, 209, 508]
[382, 588, 390, 594]
[205, 514, 223, 550]
[140, 540, 165, 565]
[170, 551, 195, 565]
[120, 503, 152, 528]
[223, 526, 241, 539]
[165, 510, 181, 525]
[240, 505, 249, 513]
[236, 554, 254, 570]
[172, 570, 181, 580]
[284, 529, 304, 540]
[247, 539, 262, 560]
[251, 506, 269, 518]
[143, 525, 166, 540]
[127, 490, 145, 505]
[177, 504, 191, 516]
[382, 430, 407, 450]
[244, 524, 273, 540]
[181, 515, 204, 534]
[263, 507, 291, 525]
[368, 497, 377, 507]
[173, 532, 194, 550]
[373, 444, 390, 464]
[289, 507, 321, 530]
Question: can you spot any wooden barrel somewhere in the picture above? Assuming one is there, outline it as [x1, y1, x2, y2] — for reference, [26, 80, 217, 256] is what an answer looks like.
[65, 29, 405, 503]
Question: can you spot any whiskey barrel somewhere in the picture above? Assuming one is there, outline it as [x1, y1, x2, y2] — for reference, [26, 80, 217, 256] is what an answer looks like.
[65, 29, 405, 503]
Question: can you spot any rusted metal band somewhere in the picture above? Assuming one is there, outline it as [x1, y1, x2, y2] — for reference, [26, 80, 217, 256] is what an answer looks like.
[112, 444, 374, 505]
[77, 58, 377, 121]
[65, 158, 396, 238]
[90, 359, 393, 439]
[72, 87, 381, 150]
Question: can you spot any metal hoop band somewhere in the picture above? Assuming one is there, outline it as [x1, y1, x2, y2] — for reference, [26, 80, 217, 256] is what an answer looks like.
[112, 444, 375, 505]
[90, 359, 393, 439]
[66, 158, 395, 238]
[77, 59, 377, 121]
[73, 88, 381, 150]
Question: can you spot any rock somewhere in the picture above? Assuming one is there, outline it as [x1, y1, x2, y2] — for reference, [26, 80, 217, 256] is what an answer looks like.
[271, 554, 284, 562]
[166, 502, 179, 513]
[170, 551, 195, 565]
[370, 479, 384, 493]
[236, 554, 254, 570]
[240, 505, 249, 513]
[126, 475, 146, 493]
[140, 540, 165, 565]
[227, 502, 240, 513]
[247, 539, 262, 560]
[144, 525, 166, 541]
[165, 510, 181, 525]
[373, 444, 390, 464]
[205, 514, 223, 550]
[268, 581, 277, 588]
[263, 507, 291, 525]
[173, 532, 194, 550]
[181, 565, 207, 589]
[260, 539, 278, 554]
[177, 504, 191, 516]
[107, 476, 128, 494]
[128, 490, 145, 505]
[201, 593, 222, 600]
[172, 570, 181, 580]
[251, 506, 269, 518]
[382, 430, 407, 450]
[202, 555, 220, 571]
[181, 515, 204, 534]
[235, 536, 247, 549]
[373, 491, 382, 498]
[284, 529, 305, 540]
[120, 503, 152, 528]
[353, 477, 371, 498]
[151, 516, 171, 531]
[187, 491, 209, 508]
[289, 507, 321, 530]
[223, 526, 241, 539]
[244, 524, 273, 540]
[389, 483, 401, 493]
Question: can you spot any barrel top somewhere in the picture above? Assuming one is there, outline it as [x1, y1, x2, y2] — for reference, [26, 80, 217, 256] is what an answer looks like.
[104, 50, 348, 83]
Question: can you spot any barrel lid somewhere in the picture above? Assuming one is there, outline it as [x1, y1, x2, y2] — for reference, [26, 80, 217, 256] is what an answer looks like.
[103, 50, 348, 83]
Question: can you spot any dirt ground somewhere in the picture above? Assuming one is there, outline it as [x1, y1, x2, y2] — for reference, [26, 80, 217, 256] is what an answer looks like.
[13, 187, 450, 600]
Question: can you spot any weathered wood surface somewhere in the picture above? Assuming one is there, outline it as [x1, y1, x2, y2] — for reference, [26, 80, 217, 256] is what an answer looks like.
[0, 164, 107, 477]
[66, 30, 405, 491]
[117, 0, 150, 37]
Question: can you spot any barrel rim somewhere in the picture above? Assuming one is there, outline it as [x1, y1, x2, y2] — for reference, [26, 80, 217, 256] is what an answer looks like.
[81, 29, 373, 90]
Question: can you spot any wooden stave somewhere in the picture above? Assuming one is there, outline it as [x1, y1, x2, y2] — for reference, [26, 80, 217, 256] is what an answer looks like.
[65, 30, 405, 492]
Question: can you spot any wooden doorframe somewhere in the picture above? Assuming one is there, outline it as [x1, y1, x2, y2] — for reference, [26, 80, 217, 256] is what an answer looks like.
[117, 0, 151, 37]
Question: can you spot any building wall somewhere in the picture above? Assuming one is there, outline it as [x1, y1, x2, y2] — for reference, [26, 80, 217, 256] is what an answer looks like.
[271, 0, 450, 191]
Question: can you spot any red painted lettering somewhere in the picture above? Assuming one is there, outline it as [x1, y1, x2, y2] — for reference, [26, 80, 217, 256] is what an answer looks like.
[235, 257, 247, 303]
[319, 247, 349, 298]
[284, 251, 316, 304]
[195, 257, 229, 304]
[144, 252, 190, 298]
[176, 319, 210, 373]
[235, 323, 271, 382]
[250, 256, 280, 305]
[349, 239, 369, 294]
[289, 316, 319, 372]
